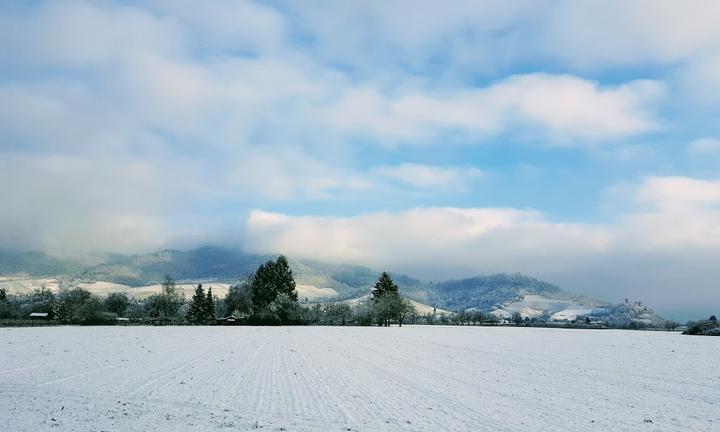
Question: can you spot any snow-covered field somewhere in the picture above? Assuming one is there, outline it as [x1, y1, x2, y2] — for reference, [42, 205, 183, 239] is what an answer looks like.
[1, 327, 717, 431]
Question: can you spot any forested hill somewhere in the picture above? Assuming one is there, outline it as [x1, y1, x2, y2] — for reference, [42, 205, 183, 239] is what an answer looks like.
[429, 274, 567, 311]
[0, 246, 591, 312]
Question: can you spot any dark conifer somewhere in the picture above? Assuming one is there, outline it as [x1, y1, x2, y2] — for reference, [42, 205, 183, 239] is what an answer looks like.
[371, 272, 399, 301]
[186, 284, 205, 324]
[274, 255, 298, 301]
[251, 255, 298, 313]
[205, 287, 215, 322]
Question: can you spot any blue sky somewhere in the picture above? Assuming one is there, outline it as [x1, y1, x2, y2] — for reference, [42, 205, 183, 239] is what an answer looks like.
[1, 1, 720, 319]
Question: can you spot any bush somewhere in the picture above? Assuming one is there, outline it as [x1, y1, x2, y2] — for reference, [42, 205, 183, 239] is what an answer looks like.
[683, 320, 720, 336]
[104, 292, 130, 316]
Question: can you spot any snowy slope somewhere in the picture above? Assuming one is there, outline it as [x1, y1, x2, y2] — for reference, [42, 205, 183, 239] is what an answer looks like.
[0, 276, 60, 295]
[340, 294, 452, 315]
[489, 293, 603, 319]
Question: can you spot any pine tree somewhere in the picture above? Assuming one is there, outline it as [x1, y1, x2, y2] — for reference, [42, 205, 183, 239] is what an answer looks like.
[274, 255, 298, 301]
[251, 261, 276, 313]
[186, 284, 205, 324]
[250, 255, 298, 313]
[371, 272, 399, 301]
[204, 287, 215, 323]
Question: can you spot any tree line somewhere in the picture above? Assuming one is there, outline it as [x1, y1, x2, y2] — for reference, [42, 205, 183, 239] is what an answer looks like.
[0, 256, 420, 327]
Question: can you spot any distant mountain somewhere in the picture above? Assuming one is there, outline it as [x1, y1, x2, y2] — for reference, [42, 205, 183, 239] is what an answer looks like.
[78, 247, 270, 286]
[0, 246, 665, 324]
[0, 250, 83, 277]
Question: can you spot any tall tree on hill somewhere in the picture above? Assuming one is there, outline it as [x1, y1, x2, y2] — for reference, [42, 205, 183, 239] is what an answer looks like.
[371, 272, 399, 301]
[204, 287, 216, 322]
[186, 284, 205, 324]
[251, 255, 298, 314]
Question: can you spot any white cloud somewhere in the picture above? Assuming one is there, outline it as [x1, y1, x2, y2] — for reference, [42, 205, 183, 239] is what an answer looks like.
[227, 148, 373, 200]
[0, 153, 205, 254]
[226, 152, 483, 200]
[245, 207, 612, 274]
[245, 176, 720, 265]
[323, 74, 662, 143]
[0, 2, 668, 157]
[634, 176, 720, 211]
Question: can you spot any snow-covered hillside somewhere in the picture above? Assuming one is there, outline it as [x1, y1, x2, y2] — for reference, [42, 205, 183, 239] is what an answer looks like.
[486, 293, 666, 326]
[341, 294, 452, 316]
[488, 293, 602, 320]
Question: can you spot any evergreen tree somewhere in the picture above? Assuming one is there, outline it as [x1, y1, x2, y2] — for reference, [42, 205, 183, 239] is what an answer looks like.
[251, 255, 298, 313]
[251, 261, 276, 313]
[369, 273, 414, 326]
[204, 287, 215, 322]
[0, 288, 11, 319]
[274, 256, 298, 301]
[371, 272, 399, 301]
[186, 284, 205, 324]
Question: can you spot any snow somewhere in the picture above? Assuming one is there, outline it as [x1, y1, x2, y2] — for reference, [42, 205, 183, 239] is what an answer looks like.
[550, 308, 597, 321]
[0, 277, 60, 295]
[75, 281, 133, 296]
[408, 299, 450, 315]
[491, 294, 601, 319]
[1, 326, 718, 431]
[295, 284, 338, 299]
[341, 294, 452, 315]
[129, 283, 232, 300]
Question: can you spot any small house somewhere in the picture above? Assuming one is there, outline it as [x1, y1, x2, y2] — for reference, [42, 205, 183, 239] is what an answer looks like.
[29, 312, 49, 319]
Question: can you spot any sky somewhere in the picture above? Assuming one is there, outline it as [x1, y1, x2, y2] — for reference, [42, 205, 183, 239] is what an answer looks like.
[1, 1, 720, 320]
